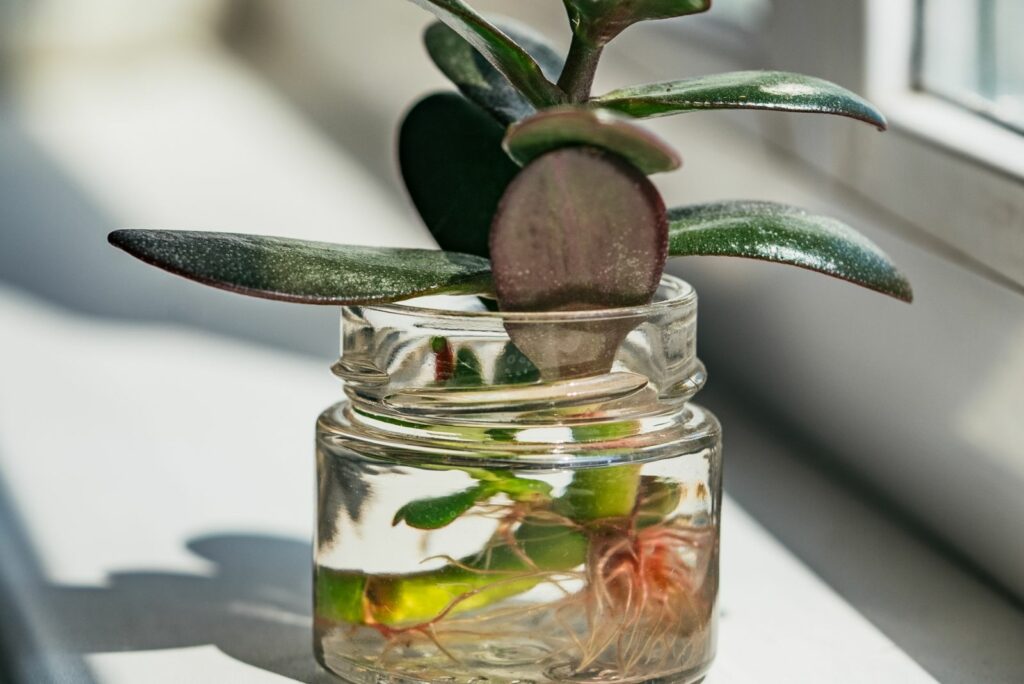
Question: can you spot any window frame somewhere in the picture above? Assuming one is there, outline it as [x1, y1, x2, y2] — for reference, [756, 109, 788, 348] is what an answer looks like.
[867, 0, 1024, 178]
[815, 0, 1024, 290]
[914, 0, 1024, 138]
[640, 0, 1024, 292]
[851, 0, 1024, 291]
[607, 0, 1024, 606]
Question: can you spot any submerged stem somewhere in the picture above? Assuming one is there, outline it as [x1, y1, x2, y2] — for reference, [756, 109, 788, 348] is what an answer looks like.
[317, 464, 648, 629]
[317, 517, 587, 627]
[561, 464, 643, 521]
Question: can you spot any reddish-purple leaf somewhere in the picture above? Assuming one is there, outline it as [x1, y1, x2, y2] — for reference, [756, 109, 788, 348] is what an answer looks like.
[563, 0, 711, 46]
[490, 147, 668, 377]
[504, 107, 681, 175]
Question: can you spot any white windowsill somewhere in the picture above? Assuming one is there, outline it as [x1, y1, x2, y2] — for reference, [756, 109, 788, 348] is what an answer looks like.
[1, 19, 1019, 681]
[0, 287, 938, 684]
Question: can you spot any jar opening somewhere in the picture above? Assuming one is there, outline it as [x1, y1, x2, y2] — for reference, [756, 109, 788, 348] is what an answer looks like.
[333, 274, 707, 457]
[364, 275, 695, 323]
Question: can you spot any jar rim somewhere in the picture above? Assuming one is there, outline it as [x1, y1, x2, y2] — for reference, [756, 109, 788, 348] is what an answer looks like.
[362, 274, 695, 323]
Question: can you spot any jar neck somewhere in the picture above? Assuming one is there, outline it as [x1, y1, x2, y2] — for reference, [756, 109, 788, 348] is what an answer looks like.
[329, 276, 711, 460]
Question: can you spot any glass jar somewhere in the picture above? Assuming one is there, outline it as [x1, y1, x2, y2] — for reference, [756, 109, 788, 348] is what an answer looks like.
[315, 275, 721, 684]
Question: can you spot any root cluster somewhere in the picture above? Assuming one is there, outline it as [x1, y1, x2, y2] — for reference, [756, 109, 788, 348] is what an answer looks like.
[363, 500, 715, 679]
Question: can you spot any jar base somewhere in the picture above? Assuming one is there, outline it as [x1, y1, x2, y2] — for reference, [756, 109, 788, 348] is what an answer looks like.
[315, 624, 712, 684]
[315, 652, 709, 684]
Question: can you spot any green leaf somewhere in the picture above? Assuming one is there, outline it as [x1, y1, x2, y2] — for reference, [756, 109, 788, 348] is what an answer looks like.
[108, 230, 494, 305]
[494, 476, 552, 501]
[393, 484, 491, 530]
[504, 107, 681, 175]
[425, 18, 564, 124]
[593, 71, 888, 130]
[493, 342, 541, 384]
[408, 0, 565, 108]
[452, 348, 484, 386]
[399, 92, 520, 258]
[470, 468, 553, 501]
[315, 570, 366, 624]
[667, 201, 913, 301]
[635, 476, 682, 527]
[563, 0, 711, 46]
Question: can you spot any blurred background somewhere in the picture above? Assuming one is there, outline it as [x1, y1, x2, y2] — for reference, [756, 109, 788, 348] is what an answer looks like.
[1, 0, 1023, 677]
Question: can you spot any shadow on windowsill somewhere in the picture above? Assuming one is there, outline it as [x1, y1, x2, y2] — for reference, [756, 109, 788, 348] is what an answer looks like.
[44, 534, 335, 683]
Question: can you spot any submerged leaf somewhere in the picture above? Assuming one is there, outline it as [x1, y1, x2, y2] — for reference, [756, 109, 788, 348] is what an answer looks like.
[469, 468, 553, 501]
[108, 230, 493, 305]
[504, 107, 681, 174]
[399, 92, 520, 258]
[393, 484, 491, 529]
[425, 18, 564, 124]
[494, 476, 552, 502]
[563, 0, 711, 46]
[407, 0, 564, 108]
[667, 201, 913, 301]
[594, 71, 888, 130]
[635, 476, 683, 527]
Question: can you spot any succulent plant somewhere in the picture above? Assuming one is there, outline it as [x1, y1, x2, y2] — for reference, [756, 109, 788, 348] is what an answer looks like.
[109, 0, 912, 318]
[108, 4, 917, 661]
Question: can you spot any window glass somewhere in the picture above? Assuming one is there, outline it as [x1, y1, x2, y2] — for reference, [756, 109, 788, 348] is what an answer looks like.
[918, 0, 1024, 133]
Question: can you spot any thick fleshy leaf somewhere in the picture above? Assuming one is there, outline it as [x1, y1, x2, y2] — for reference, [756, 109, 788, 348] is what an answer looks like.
[399, 92, 520, 258]
[390, 470, 547, 530]
[493, 475, 552, 501]
[472, 469, 554, 501]
[563, 0, 711, 46]
[407, 0, 565, 108]
[593, 71, 888, 130]
[108, 230, 493, 305]
[504, 107, 681, 174]
[425, 18, 564, 124]
[491, 147, 667, 311]
[491, 147, 668, 377]
[667, 201, 913, 301]
[393, 484, 490, 530]
[635, 477, 683, 527]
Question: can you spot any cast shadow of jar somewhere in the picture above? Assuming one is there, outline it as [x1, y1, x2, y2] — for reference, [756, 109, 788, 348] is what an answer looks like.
[45, 534, 336, 683]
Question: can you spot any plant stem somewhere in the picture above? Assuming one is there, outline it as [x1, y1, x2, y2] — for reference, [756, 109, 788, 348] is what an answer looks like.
[317, 465, 645, 627]
[557, 34, 604, 103]
[317, 520, 588, 626]
[561, 464, 642, 521]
